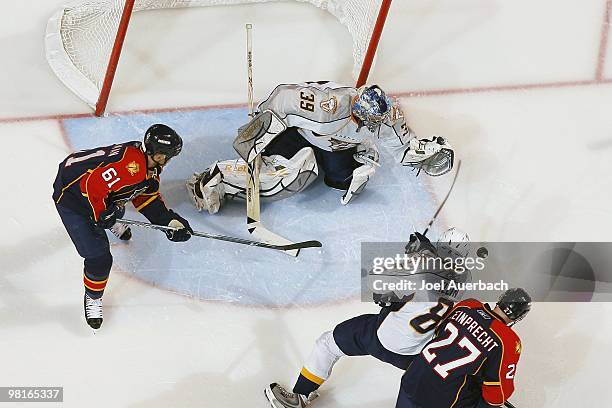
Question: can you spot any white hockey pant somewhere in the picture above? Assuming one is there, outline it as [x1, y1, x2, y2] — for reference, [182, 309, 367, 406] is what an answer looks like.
[301, 330, 347, 384]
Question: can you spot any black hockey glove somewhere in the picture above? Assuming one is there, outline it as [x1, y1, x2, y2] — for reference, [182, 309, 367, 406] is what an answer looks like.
[373, 292, 411, 312]
[95, 204, 124, 230]
[405, 231, 436, 255]
[164, 211, 193, 242]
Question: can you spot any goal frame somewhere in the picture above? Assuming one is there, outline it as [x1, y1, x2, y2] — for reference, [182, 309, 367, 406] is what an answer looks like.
[51, 0, 392, 116]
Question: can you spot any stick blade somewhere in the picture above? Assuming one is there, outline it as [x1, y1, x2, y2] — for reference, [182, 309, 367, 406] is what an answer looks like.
[249, 222, 300, 257]
[280, 240, 322, 250]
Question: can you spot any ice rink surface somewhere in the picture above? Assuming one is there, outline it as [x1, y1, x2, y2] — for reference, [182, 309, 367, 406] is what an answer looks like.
[61, 108, 435, 306]
[2, 0, 612, 406]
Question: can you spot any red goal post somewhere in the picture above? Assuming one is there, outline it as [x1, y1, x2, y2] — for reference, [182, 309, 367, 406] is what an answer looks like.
[45, 0, 392, 116]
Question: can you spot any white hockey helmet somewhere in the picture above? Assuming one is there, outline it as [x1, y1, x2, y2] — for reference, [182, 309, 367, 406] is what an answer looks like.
[436, 227, 470, 258]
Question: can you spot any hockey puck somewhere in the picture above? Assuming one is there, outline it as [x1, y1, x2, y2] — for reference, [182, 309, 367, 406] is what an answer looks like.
[477, 247, 489, 259]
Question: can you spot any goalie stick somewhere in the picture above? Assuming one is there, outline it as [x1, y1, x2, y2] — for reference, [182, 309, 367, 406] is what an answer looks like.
[423, 159, 462, 236]
[117, 219, 322, 252]
[243, 24, 308, 257]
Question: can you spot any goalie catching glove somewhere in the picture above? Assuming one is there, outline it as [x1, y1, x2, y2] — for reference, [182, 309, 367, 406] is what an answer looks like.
[342, 135, 453, 205]
[404, 231, 437, 255]
[402, 136, 454, 176]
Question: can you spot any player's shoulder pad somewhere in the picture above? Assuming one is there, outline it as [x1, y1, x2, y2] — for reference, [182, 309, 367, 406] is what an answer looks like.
[123, 143, 146, 160]
[113, 142, 147, 177]
[121, 140, 143, 153]
[304, 80, 333, 86]
[299, 81, 353, 92]
[490, 319, 522, 355]
[258, 83, 299, 109]
[454, 298, 484, 310]
[103, 141, 143, 162]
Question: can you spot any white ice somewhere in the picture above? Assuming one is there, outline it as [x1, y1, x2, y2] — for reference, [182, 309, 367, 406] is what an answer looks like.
[1, 1, 612, 407]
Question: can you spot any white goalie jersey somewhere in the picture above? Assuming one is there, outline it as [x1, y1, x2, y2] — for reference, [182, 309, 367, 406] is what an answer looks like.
[186, 82, 455, 214]
[257, 81, 454, 174]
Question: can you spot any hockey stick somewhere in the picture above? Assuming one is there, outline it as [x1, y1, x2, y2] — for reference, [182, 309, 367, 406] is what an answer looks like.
[117, 219, 321, 251]
[243, 23, 304, 257]
[423, 159, 462, 236]
[504, 402, 518, 408]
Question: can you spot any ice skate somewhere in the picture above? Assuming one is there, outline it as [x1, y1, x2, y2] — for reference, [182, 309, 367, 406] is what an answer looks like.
[264, 383, 318, 408]
[84, 293, 103, 330]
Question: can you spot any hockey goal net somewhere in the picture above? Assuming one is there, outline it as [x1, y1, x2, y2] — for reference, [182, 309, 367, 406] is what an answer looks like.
[45, 0, 391, 116]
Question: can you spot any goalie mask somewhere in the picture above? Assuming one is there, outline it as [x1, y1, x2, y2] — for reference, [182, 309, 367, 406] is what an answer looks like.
[352, 85, 393, 132]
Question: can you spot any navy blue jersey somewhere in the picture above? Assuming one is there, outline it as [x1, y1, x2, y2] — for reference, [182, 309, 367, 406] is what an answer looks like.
[399, 299, 522, 407]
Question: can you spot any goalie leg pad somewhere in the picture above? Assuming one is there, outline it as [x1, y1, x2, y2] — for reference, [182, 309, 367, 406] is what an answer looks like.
[260, 147, 319, 200]
[189, 148, 318, 209]
[221, 148, 319, 201]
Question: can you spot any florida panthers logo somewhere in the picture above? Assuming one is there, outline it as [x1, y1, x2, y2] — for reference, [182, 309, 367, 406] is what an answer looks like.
[126, 161, 140, 176]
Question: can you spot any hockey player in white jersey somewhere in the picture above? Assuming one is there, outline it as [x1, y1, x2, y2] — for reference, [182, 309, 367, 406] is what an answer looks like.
[263, 228, 471, 408]
[186, 81, 454, 213]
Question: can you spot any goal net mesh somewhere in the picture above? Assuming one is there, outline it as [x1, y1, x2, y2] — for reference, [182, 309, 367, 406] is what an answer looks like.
[45, 0, 383, 109]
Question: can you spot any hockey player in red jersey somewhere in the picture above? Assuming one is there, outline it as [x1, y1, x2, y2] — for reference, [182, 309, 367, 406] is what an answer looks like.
[52, 124, 193, 330]
[395, 288, 531, 408]
[263, 228, 472, 408]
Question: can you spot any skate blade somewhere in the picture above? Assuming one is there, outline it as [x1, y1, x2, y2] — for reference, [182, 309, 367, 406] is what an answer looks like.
[263, 386, 279, 408]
